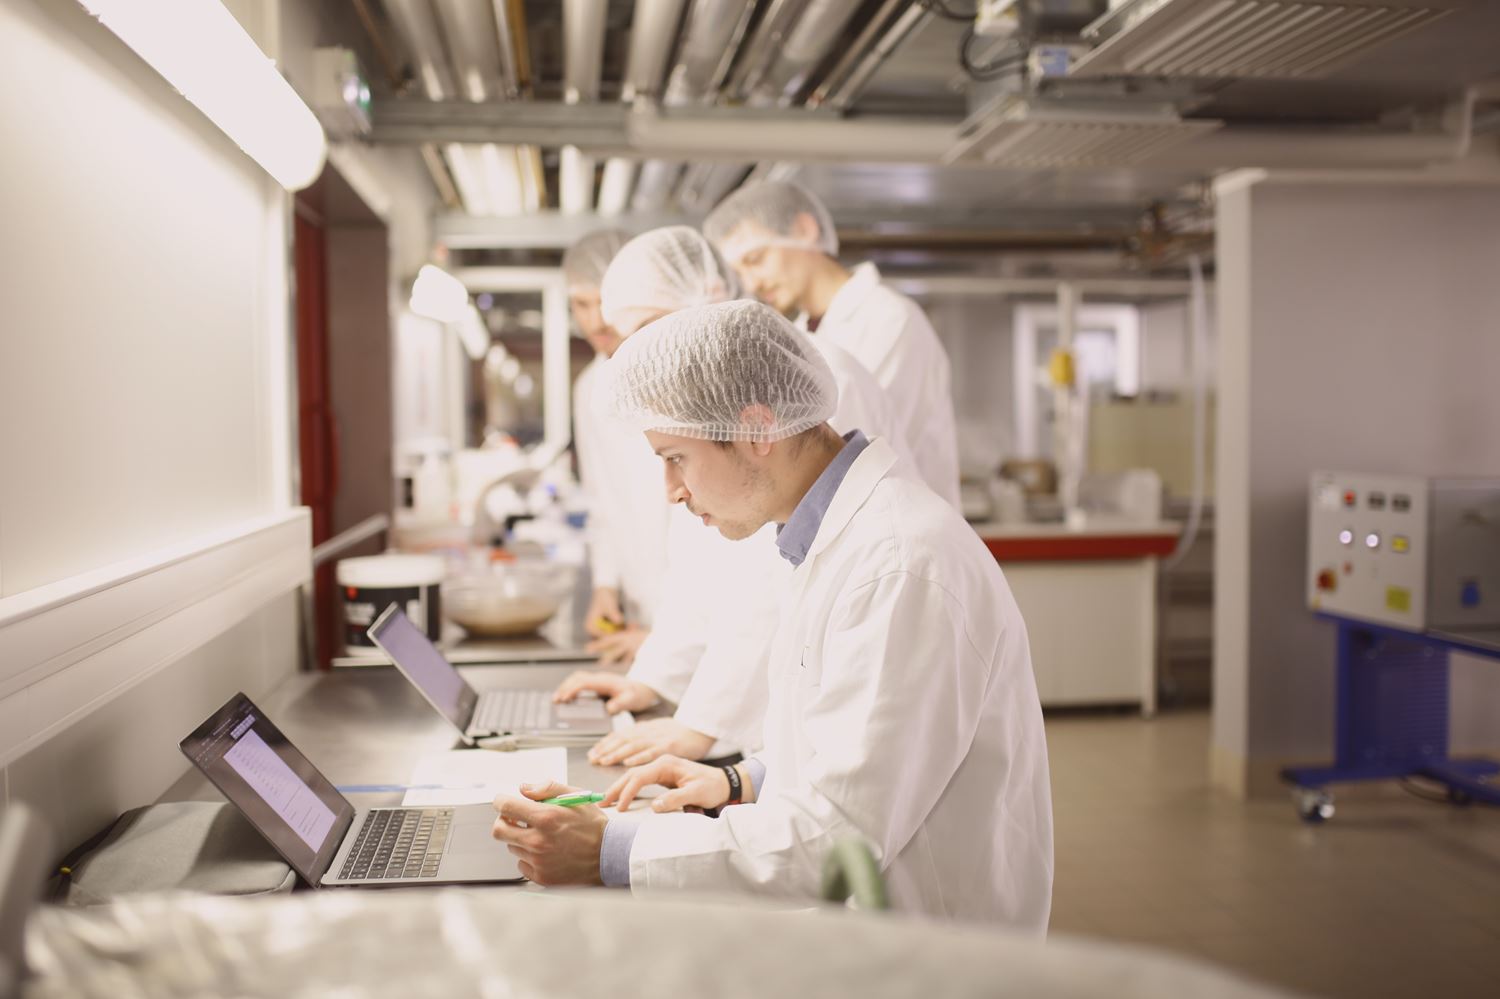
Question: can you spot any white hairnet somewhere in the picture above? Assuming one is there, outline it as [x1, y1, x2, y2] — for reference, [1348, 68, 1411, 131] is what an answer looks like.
[702, 180, 838, 266]
[600, 227, 740, 337]
[606, 300, 837, 443]
[561, 229, 629, 291]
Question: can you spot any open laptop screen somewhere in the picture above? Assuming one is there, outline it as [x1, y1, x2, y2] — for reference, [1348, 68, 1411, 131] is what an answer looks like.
[368, 605, 478, 732]
[180, 693, 354, 885]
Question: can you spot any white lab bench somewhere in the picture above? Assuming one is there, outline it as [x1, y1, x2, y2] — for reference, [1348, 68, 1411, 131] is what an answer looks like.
[971, 519, 1180, 716]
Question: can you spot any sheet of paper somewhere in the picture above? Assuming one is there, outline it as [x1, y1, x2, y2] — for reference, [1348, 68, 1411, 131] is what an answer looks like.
[402, 747, 568, 806]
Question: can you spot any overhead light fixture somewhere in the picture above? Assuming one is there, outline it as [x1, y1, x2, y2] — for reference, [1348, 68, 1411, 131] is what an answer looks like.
[410, 265, 469, 323]
[80, 0, 327, 190]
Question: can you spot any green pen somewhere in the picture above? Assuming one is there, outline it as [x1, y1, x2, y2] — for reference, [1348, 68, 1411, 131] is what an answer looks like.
[541, 792, 605, 807]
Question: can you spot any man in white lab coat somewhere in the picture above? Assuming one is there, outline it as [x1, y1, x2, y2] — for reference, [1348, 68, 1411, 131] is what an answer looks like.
[556, 226, 910, 767]
[703, 180, 962, 507]
[565, 230, 666, 665]
[493, 301, 1053, 928]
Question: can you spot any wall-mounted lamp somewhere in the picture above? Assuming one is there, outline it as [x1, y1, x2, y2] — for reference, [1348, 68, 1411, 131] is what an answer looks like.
[80, 0, 327, 191]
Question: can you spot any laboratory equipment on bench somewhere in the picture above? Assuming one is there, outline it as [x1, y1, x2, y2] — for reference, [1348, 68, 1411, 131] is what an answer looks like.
[1285, 472, 1500, 822]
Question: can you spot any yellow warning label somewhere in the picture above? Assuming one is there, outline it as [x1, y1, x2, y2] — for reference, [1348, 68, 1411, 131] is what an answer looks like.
[1386, 586, 1411, 612]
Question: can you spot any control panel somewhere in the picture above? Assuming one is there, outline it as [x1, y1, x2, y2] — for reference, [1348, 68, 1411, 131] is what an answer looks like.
[1308, 473, 1500, 631]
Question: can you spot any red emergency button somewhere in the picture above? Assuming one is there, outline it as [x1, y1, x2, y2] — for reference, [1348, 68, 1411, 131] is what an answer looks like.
[1316, 569, 1338, 592]
[1343, 490, 1357, 508]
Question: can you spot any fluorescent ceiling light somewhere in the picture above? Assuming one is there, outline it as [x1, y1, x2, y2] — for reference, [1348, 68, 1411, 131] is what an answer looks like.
[80, 0, 327, 190]
[410, 265, 470, 323]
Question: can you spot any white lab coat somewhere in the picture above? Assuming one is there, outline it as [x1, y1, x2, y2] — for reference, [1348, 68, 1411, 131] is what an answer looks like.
[573, 357, 670, 625]
[639, 334, 909, 751]
[816, 262, 961, 507]
[627, 438, 1054, 928]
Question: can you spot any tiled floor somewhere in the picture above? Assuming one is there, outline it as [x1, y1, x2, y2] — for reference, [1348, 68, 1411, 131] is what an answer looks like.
[1045, 709, 1500, 999]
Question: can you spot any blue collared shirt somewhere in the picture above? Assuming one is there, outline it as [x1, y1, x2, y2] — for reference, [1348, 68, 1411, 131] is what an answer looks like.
[775, 430, 870, 567]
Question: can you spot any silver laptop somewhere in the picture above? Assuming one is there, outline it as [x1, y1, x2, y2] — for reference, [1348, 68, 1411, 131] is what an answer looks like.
[368, 604, 612, 745]
[180, 693, 522, 888]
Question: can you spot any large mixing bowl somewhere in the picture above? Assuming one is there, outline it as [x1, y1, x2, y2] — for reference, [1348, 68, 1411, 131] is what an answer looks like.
[441, 561, 576, 637]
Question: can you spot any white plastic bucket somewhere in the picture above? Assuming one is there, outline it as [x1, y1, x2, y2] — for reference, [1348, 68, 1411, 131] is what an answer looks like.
[337, 554, 446, 654]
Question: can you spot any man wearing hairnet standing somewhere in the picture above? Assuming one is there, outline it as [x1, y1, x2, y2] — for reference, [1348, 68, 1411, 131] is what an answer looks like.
[564, 230, 662, 666]
[493, 300, 1053, 928]
[554, 226, 910, 767]
[703, 181, 961, 507]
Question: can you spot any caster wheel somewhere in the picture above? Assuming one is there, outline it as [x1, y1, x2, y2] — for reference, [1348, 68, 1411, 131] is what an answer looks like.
[1294, 788, 1335, 823]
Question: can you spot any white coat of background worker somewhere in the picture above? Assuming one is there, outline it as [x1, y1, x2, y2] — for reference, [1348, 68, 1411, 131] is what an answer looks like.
[554, 226, 910, 767]
[703, 180, 962, 507]
[493, 300, 1053, 928]
[564, 230, 664, 665]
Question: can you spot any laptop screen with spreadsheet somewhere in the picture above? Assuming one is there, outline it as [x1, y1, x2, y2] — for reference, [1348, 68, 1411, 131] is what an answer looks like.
[180, 692, 355, 885]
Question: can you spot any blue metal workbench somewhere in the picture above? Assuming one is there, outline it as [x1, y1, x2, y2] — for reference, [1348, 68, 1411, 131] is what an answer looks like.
[1281, 614, 1500, 821]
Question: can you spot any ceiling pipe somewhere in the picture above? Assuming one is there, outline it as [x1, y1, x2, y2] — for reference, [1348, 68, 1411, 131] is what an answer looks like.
[563, 0, 608, 215]
[563, 0, 607, 103]
[754, 0, 864, 106]
[664, 0, 756, 105]
[622, 0, 690, 102]
[385, 0, 457, 100]
[722, 0, 809, 101]
[808, 1, 933, 110]
[431, 0, 507, 102]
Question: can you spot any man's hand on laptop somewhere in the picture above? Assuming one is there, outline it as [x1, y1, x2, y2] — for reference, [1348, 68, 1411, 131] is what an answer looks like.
[553, 671, 660, 715]
[586, 717, 715, 767]
[491, 781, 607, 887]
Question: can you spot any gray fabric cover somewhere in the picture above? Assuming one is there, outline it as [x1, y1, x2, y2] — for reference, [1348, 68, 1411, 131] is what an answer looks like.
[60, 802, 294, 905]
[25, 887, 1302, 999]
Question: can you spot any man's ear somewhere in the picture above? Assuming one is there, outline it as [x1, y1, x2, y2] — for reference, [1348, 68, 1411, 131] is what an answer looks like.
[789, 211, 823, 246]
[738, 403, 777, 456]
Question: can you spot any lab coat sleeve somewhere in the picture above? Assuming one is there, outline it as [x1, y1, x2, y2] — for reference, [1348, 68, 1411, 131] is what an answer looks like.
[626, 590, 708, 703]
[628, 570, 992, 901]
[573, 383, 623, 591]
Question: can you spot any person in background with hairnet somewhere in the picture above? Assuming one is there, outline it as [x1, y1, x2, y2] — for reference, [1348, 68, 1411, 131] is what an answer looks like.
[703, 180, 961, 507]
[552, 226, 912, 767]
[564, 229, 662, 666]
[493, 300, 1053, 927]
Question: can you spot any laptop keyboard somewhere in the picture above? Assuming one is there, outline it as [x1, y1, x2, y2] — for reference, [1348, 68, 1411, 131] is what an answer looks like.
[471, 689, 552, 734]
[339, 808, 452, 881]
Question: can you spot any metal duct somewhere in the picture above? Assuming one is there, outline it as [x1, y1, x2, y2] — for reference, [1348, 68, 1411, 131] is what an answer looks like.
[490, 0, 523, 97]
[385, 0, 457, 100]
[432, 0, 508, 102]
[675, 162, 751, 211]
[752, 0, 864, 105]
[630, 160, 685, 212]
[623, 0, 690, 101]
[597, 159, 638, 216]
[944, 96, 1224, 167]
[1072, 0, 1453, 80]
[808, 0, 933, 110]
[664, 0, 757, 105]
[723, 0, 809, 100]
[563, 0, 607, 103]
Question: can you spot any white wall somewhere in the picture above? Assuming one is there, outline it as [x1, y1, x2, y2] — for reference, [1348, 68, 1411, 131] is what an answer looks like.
[0, 0, 307, 844]
[0, 0, 290, 596]
[923, 296, 1016, 477]
[1212, 172, 1500, 794]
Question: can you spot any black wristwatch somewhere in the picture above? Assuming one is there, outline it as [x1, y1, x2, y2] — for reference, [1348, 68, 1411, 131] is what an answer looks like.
[721, 763, 743, 804]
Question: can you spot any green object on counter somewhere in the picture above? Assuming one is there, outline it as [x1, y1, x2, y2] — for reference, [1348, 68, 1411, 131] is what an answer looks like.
[541, 792, 605, 807]
[820, 837, 888, 911]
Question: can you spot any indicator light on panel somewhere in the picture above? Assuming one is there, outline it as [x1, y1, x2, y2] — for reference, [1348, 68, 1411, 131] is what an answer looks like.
[1391, 536, 1410, 554]
[1338, 528, 1354, 546]
[1365, 532, 1381, 550]
[1344, 490, 1357, 508]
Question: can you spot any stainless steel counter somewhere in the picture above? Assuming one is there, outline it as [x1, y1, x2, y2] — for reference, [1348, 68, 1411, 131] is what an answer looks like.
[159, 663, 630, 812]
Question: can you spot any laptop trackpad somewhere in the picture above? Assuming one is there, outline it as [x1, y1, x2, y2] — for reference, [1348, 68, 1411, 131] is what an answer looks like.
[444, 808, 523, 881]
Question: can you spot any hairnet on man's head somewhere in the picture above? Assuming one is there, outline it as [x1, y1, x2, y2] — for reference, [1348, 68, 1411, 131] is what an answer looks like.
[561, 229, 629, 291]
[600, 227, 740, 337]
[606, 300, 837, 443]
[702, 181, 838, 265]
